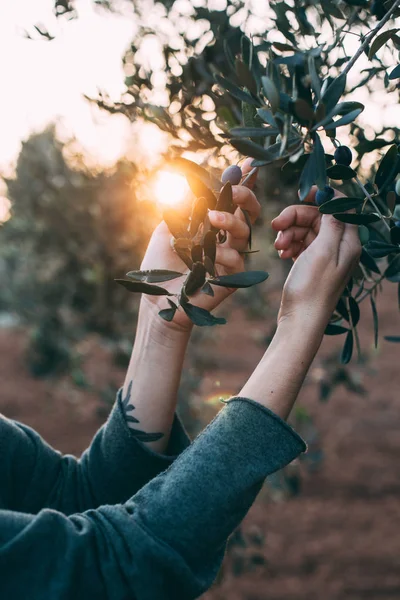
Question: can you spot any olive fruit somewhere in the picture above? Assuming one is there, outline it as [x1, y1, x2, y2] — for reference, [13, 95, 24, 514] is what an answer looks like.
[221, 165, 242, 186]
[334, 145, 352, 167]
[358, 225, 370, 245]
[315, 185, 335, 206]
[371, 0, 386, 20]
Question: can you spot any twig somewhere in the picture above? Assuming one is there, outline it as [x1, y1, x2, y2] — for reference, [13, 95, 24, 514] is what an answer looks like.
[342, 0, 400, 77]
[355, 176, 391, 231]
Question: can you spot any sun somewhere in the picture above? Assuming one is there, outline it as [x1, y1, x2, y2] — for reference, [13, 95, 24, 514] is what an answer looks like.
[152, 171, 189, 207]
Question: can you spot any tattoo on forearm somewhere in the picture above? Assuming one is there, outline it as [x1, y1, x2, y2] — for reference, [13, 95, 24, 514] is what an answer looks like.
[121, 381, 164, 442]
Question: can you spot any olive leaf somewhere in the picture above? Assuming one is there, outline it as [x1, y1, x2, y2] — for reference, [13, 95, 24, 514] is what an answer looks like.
[191, 244, 203, 264]
[333, 213, 381, 225]
[229, 126, 280, 138]
[158, 307, 177, 322]
[320, 73, 347, 114]
[323, 108, 363, 130]
[368, 28, 399, 59]
[341, 330, 354, 364]
[181, 303, 227, 327]
[241, 208, 252, 249]
[360, 248, 381, 274]
[385, 336, 400, 342]
[327, 165, 356, 180]
[201, 282, 214, 296]
[325, 324, 349, 335]
[215, 74, 261, 106]
[216, 182, 235, 213]
[190, 196, 209, 236]
[186, 174, 217, 209]
[168, 157, 221, 191]
[230, 138, 277, 161]
[115, 279, 172, 296]
[349, 296, 360, 326]
[318, 197, 364, 214]
[370, 295, 379, 348]
[184, 262, 207, 296]
[261, 76, 280, 113]
[375, 144, 399, 190]
[366, 241, 400, 258]
[125, 269, 184, 283]
[163, 208, 189, 239]
[210, 270, 269, 288]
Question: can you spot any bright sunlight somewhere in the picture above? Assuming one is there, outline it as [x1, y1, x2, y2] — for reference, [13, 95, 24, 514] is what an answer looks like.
[152, 171, 189, 207]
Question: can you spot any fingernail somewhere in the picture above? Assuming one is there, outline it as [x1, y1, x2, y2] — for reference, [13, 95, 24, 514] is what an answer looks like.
[209, 210, 225, 224]
[275, 231, 282, 243]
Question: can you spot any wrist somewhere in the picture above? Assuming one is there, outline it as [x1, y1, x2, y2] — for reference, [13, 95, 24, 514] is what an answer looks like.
[138, 297, 193, 347]
[276, 310, 327, 351]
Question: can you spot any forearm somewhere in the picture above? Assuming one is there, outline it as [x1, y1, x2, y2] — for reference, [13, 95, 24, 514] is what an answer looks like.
[240, 314, 326, 420]
[122, 298, 192, 453]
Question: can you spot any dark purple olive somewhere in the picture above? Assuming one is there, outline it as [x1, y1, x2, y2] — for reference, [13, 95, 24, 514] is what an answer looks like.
[315, 185, 335, 206]
[334, 146, 352, 167]
[221, 165, 242, 186]
[371, 0, 386, 20]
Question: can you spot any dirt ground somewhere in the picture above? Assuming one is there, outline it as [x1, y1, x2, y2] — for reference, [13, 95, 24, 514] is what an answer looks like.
[0, 281, 399, 600]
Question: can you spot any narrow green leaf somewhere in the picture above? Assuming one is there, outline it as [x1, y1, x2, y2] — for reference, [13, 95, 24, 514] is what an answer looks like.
[325, 324, 350, 335]
[211, 270, 269, 288]
[321, 74, 347, 114]
[115, 279, 172, 296]
[314, 133, 327, 189]
[230, 138, 275, 161]
[187, 174, 217, 209]
[261, 76, 280, 113]
[229, 126, 280, 137]
[204, 231, 217, 264]
[201, 282, 214, 297]
[384, 336, 400, 342]
[366, 241, 400, 258]
[360, 248, 381, 274]
[384, 255, 400, 280]
[333, 213, 381, 225]
[324, 108, 363, 130]
[125, 269, 184, 283]
[256, 108, 277, 126]
[389, 64, 400, 79]
[158, 308, 176, 322]
[370, 295, 379, 348]
[349, 296, 360, 326]
[181, 303, 226, 327]
[375, 144, 399, 190]
[368, 29, 399, 59]
[163, 208, 189, 239]
[184, 262, 207, 296]
[299, 152, 317, 201]
[241, 208, 252, 249]
[308, 55, 321, 100]
[168, 157, 221, 191]
[215, 74, 261, 106]
[318, 196, 364, 214]
[216, 182, 235, 214]
[327, 165, 356, 180]
[236, 59, 257, 95]
[341, 330, 354, 364]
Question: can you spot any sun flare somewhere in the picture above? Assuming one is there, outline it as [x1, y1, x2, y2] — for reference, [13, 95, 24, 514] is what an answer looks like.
[153, 171, 189, 207]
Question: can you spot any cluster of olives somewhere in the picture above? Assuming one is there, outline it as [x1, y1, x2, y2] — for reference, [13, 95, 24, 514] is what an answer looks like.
[315, 145, 352, 206]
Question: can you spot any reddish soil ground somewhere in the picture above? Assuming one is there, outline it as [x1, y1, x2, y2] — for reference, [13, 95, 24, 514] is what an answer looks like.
[0, 281, 399, 600]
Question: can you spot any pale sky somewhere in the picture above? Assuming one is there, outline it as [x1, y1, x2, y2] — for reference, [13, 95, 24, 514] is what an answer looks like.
[0, 0, 399, 176]
[0, 0, 137, 169]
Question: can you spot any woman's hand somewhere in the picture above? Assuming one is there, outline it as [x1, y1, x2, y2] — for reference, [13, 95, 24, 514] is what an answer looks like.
[140, 159, 260, 332]
[271, 186, 361, 329]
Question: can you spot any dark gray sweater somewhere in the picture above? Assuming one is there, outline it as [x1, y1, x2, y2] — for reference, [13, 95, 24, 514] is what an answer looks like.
[0, 393, 306, 599]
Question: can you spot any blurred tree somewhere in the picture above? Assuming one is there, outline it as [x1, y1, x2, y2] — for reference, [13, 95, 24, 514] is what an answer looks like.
[0, 126, 156, 375]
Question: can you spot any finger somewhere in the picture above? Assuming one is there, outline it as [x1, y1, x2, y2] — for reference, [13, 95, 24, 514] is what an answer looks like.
[215, 247, 243, 272]
[314, 214, 346, 261]
[241, 157, 258, 189]
[272, 205, 321, 232]
[274, 226, 317, 250]
[209, 210, 249, 242]
[339, 223, 362, 266]
[278, 243, 304, 260]
[232, 186, 261, 223]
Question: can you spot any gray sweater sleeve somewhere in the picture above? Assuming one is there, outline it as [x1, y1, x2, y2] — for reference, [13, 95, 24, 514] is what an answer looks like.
[0, 390, 191, 515]
[0, 397, 306, 600]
